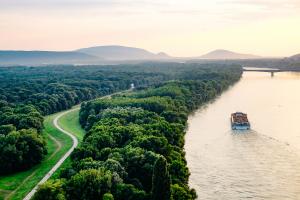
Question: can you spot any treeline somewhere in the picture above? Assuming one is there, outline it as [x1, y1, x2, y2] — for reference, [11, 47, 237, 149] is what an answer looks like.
[33, 65, 242, 200]
[0, 66, 168, 115]
[0, 65, 168, 174]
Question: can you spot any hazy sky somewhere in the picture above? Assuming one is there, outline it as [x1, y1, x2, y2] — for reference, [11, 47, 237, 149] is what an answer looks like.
[1, 0, 300, 57]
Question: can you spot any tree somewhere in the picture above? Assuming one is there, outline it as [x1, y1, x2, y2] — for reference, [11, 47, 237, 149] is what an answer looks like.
[66, 168, 121, 200]
[129, 135, 169, 157]
[0, 129, 47, 174]
[33, 179, 66, 200]
[171, 184, 197, 200]
[151, 156, 171, 200]
[113, 183, 148, 200]
[103, 193, 114, 200]
[169, 159, 190, 185]
[110, 147, 159, 192]
[0, 124, 16, 135]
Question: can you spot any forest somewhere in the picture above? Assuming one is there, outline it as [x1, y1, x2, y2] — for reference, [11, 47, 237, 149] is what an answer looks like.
[31, 64, 242, 200]
[0, 65, 169, 174]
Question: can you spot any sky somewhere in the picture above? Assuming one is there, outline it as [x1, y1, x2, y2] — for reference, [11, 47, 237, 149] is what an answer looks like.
[0, 0, 300, 57]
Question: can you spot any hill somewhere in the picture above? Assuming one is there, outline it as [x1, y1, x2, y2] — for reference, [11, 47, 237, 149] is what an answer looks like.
[77, 45, 170, 60]
[199, 49, 260, 60]
[289, 53, 300, 61]
[0, 51, 99, 65]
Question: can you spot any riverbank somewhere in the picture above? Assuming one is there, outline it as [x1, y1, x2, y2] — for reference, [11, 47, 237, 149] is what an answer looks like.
[33, 65, 242, 199]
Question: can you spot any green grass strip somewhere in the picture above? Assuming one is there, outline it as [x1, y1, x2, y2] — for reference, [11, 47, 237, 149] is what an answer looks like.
[0, 107, 85, 200]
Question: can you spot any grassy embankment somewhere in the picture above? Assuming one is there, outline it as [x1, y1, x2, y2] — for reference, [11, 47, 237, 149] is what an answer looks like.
[0, 92, 126, 200]
[51, 107, 84, 179]
[0, 107, 84, 200]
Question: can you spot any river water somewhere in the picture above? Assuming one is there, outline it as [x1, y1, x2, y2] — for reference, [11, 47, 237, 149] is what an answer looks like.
[186, 71, 300, 200]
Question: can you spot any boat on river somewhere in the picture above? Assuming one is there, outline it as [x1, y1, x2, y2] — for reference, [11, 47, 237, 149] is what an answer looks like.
[231, 112, 250, 130]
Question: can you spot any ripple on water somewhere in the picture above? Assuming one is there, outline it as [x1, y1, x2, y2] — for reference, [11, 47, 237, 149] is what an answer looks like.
[186, 72, 300, 200]
[187, 131, 300, 200]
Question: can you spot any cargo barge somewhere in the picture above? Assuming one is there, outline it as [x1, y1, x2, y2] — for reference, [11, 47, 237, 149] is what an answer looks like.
[231, 112, 250, 130]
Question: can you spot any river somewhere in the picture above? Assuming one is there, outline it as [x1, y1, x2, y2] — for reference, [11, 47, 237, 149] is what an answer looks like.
[186, 71, 300, 199]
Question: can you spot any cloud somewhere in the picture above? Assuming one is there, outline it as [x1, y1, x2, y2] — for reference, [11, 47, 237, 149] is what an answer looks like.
[1, 0, 299, 18]
[0, 0, 299, 26]
[0, 0, 166, 10]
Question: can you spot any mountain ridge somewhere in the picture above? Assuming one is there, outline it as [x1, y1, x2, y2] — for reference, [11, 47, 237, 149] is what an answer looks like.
[289, 53, 300, 60]
[199, 49, 261, 60]
[0, 46, 272, 65]
[77, 45, 170, 60]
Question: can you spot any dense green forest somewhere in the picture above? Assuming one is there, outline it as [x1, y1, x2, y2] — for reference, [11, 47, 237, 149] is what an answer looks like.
[0, 103, 45, 173]
[0, 63, 239, 174]
[32, 64, 242, 200]
[0, 65, 169, 174]
[0, 66, 169, 115]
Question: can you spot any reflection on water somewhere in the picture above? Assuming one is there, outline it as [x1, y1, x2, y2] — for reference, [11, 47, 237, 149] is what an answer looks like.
[185, 72, 300, 200]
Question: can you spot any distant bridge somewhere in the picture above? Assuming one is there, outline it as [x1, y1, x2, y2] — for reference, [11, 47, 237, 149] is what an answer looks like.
[243, 68, 284, 77]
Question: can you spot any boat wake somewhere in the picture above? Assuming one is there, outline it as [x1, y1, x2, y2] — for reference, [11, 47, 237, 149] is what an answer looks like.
[187, 128, 300, 200]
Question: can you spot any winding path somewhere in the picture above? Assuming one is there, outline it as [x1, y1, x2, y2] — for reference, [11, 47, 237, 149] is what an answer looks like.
[23, 107, 80, 200]
[5, 134, 62, 200]
[22, 90, 130, 200]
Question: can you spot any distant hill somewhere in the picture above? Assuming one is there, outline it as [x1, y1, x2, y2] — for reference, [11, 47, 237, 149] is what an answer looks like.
[199, 49, 260, 60]
[77, 45, 171, 61]
[0, 46, 172, 65]
[0, 47, 264, 65]
[289, 53, 300, 61]
[0, 51, 99, 65]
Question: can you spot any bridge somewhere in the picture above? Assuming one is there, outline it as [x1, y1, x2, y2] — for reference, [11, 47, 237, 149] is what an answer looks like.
[243, 68, 283, 77]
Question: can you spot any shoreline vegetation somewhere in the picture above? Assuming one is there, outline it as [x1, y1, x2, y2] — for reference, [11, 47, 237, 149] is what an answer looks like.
[32, 64, 242, 200]
[0, 63, 242, 199]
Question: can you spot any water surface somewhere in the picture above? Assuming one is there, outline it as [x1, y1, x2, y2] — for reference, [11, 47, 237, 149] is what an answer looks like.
[186, 71, 300, 199]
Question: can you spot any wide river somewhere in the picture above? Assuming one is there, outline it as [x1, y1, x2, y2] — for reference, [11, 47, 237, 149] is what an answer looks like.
[186, 71, 300, 200]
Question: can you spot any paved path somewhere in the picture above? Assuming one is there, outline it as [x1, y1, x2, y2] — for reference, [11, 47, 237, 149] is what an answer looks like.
[5, 133, 62, 200]
[23, 107, 79, 200]
[23, 90, 130, 200]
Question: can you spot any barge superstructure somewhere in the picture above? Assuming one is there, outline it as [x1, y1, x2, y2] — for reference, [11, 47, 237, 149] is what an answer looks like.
[231, 112, 250, 130]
